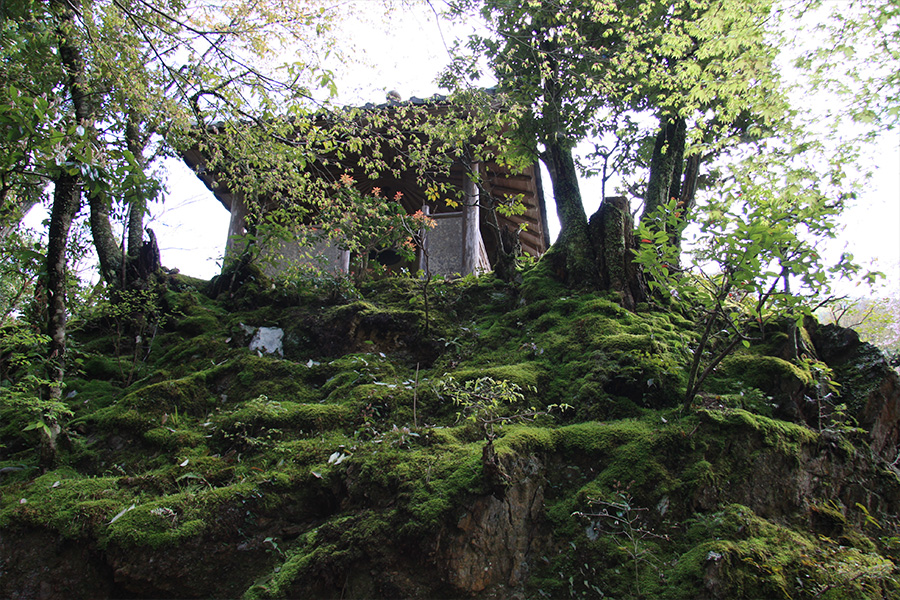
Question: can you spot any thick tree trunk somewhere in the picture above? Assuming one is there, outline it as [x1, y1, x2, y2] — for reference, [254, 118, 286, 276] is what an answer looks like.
[540, 141, 647, 305]
[540, 140, 600, 286]
[588, 196, 647, 311]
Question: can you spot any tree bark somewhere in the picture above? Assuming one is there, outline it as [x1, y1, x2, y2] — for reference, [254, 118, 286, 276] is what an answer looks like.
[89, 190, 124, 285]
[539, 141, 648, 305]
[642, 116, 687, 223]
[640, 116, 703, 267]
[588, 196, 647, 310]
[56, 0, 139, 288]
[540, 139, 600, 286]
[44, 170, 79, 470]
[41, 0, 90, 470]
[125, 116, 147, 259]
[671, 152, 700, 258]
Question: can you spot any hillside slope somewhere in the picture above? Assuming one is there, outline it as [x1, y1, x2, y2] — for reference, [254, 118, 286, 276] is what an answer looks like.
[2, 267, 899, 599]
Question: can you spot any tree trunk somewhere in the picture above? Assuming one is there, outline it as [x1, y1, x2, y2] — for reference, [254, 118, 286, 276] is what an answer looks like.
[539, 141, 648, 306]
[642, 116, 687, 223]
[41, 0, 90, 470]
[125, 115, 147, 259]
[671, 152, 700, 259]
[89, 190, 124, 285]
[640, 117, 703, 267]
[55, 0, 133, 289]
[43, 170, 80, 470]
[540, 139, 600, 286]
[588, 196, 647, 310]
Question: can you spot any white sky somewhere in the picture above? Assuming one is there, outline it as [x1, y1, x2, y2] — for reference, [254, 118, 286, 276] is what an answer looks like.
[25, 3, 900, 296]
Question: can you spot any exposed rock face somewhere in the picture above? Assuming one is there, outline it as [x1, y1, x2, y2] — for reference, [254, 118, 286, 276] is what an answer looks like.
[438, 451, 547, 594]
[810, 322, 900, 460]
[0, 529, 112, 600]
[691, 424, 900, 523]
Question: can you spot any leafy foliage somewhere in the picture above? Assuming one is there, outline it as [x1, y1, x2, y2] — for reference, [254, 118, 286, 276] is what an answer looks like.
[0, 323, 71, 442]
[318, 175, 435, 282]
[436, 375, 568, 440]
[634, 156, 876, 407]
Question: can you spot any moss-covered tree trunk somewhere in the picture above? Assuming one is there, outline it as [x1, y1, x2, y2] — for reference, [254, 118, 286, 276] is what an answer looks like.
[540, 139, 600, 287]
[125, 115, 147, 260]
[540, 139, 648, 307]
[42, 0, 90, 469]
[89, 190, 124, 285]
[642, 116, 687, 221]
[589, 196, 646, 310]
[640, 116, 701, 267]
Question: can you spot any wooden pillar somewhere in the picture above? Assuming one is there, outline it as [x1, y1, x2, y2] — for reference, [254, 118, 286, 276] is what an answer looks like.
[462, 163, 481, 275]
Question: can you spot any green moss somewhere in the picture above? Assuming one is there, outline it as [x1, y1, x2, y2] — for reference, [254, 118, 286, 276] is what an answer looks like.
[82, 405, 157, 434]
[244, 527, 331, 599]
[550, 420, 654, 455]
[718, 354, 811, 395]
[68, 378, 122, 409]
[0, 469, 134, 539]
[5, 267, 898, 599]
[153, 334, 233, 374]
[176, 312, 223, 336]
[106, 504, 207, 549]
[670, 505, 896, 600]
[600, 332, 655, 353]
[218, 396, 353, 432]
[576, 297, 634, 321]
[698, 408, 818, 454]
[451, 363, 544, 391]
[143, 427, 205, 450]
[121, 374, 215, 416]
[80, 355, 125, 380]
[498, 425, 556, 452]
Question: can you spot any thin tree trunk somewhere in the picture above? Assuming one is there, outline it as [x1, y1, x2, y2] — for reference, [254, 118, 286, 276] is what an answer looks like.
[125, 115, 146, 258]
[89, 190, 124, 285]
[43, 171, 80, 469]
[671, 152, 701, 259]
[641, 116, 687, 224]
[41, 0, 92, 470]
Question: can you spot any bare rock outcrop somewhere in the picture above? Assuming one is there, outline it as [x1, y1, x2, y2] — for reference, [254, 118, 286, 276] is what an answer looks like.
[810, 321, 900, 460]
[437, 450, 547, 595]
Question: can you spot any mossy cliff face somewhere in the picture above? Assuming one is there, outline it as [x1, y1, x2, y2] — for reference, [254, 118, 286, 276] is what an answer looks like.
[1, 272, 899, 599]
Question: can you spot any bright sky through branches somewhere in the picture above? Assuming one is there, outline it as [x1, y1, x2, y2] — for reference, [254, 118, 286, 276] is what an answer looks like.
[30, 1, 895, 297]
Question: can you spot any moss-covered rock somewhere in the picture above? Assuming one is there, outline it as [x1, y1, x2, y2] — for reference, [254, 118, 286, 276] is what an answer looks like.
[2, 272, 899, 599]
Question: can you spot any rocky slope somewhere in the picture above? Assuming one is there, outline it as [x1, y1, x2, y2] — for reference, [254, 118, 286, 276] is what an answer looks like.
[1, 267, 899, 599]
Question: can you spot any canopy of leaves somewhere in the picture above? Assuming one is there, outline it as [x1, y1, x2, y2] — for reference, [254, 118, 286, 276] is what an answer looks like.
[444, 0, 788, 157]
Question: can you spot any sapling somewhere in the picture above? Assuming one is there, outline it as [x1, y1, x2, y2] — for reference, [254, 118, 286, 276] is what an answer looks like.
[435, 375, 568, 441]
[574, 485, 669, 598]
[634, 159, 879, 410]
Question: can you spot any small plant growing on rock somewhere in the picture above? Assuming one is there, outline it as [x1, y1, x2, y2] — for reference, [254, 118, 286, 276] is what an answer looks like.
[574, 484, 669, 598]
[435, 375, 566, 441]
